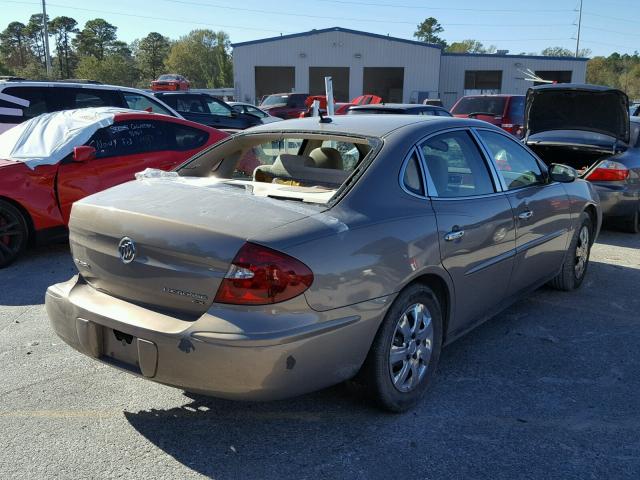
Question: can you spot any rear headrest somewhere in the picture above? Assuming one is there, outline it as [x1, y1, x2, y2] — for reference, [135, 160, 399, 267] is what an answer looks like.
[309, 147, 343, 170]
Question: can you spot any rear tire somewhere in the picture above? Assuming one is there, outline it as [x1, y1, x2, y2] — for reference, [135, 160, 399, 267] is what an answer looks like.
[355, 284, 443, 412]
[621, 205, 640, 234]
[549, 212, 592, 291]
[0, 199, 28, 268]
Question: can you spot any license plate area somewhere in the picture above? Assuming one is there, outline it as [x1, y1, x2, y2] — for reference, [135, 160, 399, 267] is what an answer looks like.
[102, 328, 141, 373]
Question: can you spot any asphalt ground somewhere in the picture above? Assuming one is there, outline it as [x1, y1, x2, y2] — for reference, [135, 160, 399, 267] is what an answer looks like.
[1, 229, 639, 479]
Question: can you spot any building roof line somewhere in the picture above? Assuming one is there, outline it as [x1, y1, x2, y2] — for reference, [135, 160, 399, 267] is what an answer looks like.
[231, 26, 444, 50]
[442, 52, 590, 61]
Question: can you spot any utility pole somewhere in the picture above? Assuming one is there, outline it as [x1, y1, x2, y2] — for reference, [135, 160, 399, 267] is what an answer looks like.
[42, 0, 52, 76]
[575, 0, 583, 57]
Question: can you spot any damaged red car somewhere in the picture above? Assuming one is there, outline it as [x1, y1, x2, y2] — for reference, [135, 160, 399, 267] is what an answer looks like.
[0, 107, 227, 267]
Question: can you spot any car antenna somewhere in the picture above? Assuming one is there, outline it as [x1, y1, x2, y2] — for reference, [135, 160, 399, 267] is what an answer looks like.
[318, 110, 332, 123]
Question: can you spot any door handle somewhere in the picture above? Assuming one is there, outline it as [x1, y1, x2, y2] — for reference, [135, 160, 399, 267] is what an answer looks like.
[444, 230, 465, 241]
[518, 209, 534, 220]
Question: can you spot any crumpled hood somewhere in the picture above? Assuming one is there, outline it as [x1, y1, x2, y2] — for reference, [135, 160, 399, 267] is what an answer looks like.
[525, 84, 629, 143]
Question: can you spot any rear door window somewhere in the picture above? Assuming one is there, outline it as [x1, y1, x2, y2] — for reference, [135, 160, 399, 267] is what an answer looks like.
[452, 97, 507, 116]
[2, 86, 52, 121]
[204, 97, 233, 117]
[123, 92, 174, 115]
[68, 88, 122, 109]
[420, 130, 495, 197]
[167, 123, 209, 150]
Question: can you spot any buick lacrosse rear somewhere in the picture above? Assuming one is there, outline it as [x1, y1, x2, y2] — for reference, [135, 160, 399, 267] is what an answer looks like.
[47, 115, 601, 411]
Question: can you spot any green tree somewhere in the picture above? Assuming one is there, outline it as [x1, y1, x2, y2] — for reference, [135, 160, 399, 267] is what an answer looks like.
[164, 30, 232, 88]
[0, 21, 28, 69]
[541, 46, 591, 58]
[74, 18, 117, 60]
[413, 17, 446, 47]
[24, 14, 49, 67]
[75, 53, 138, 86]
[48, 16, 78, 78]
[446, 39, 495, 54]
[135, 32, 170, 81]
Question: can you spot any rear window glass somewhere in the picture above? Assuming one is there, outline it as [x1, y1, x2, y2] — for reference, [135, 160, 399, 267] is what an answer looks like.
[451, 97, 506, 116]
[88, 121, 169, 158]
[171, 124, 209, 151]
[507, 96, 525, 122]
[178, 134, 377, 205]
[1, 86, 50, 122]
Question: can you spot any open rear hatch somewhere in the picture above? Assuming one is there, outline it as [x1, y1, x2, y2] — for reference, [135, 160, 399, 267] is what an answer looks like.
[69, 177, 317, 319]
[524, 84, 630, 176]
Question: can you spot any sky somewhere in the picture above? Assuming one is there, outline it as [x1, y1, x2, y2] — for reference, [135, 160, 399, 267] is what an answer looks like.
[1, 0, 637, 57]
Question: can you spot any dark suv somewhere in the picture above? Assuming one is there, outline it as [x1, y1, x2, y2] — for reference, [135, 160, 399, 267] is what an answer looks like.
[450, 95, 525, 137]
[0, 79, 180, 134]
[259, 93, 309, 119]
[153, 92, 263, 130]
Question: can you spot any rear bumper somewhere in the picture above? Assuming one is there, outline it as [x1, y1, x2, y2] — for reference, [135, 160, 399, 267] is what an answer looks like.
[593, 184, 639, 219]
[46, 276, 388, 401]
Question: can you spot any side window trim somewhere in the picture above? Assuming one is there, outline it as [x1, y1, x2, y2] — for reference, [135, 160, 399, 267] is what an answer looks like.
[472, 127, 548, 192]
[415, 127, 504, 198]
[399, 147, 428, 199]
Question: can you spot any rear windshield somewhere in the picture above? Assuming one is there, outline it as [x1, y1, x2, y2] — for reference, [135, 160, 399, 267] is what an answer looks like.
[452, 97, 506, 116]
[177, 133, 379, 205]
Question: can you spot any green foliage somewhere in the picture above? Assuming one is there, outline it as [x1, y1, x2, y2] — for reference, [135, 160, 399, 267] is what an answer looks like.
[587, 53, 640, 99]
[74, 18, 117, 60]
[135, 32, 171, 82]
[164, 30, 232, 88]
[75, 53, 139, 86]
[446, 39, 495, 54]
[541, 46, 591, 58]
[24, 14, 48, 67]
[49, 16, 78, 78]
[0, 21, 28, 69]
[413, 17, 446, 47]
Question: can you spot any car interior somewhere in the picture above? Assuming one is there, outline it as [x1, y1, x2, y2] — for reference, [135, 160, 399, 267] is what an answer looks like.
[177, 133, 378, 204]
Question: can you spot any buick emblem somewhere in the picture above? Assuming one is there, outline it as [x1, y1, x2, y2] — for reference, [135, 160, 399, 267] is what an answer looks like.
[118, 237, 136, 264]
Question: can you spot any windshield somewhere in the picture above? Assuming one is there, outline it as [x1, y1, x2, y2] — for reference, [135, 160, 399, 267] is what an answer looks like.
[158, 74, 179, 81]
[177, 133, 378, 205]
[452, 97, 506, 116]
[261, 95, 288, 107]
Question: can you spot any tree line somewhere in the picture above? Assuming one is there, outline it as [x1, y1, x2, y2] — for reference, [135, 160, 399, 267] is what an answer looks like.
[414, 17, 639, 99]
[0, 14, 232, 88]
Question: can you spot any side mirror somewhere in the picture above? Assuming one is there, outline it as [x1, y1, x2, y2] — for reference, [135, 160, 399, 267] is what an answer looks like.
[73, 146, 96, 162]
[549, 163, 577, 183]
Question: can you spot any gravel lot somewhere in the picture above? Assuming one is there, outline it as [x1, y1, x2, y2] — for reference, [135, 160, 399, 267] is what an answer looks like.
[1, 230, 639, 479]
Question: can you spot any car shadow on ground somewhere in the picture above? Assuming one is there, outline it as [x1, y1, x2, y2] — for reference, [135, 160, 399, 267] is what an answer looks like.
[0, 243, 76, 306]
[122, 262, 640, 479]
[593, 228, 640, 249]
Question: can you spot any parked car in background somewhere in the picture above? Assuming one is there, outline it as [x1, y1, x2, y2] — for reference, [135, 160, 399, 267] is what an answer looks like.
[227, 101, 282, 123]
[523, 84, 640, 232]
[630, 102, 640, 116]
[0, 79, 180, 134]
[259, 92, 309, 119]
[299, 94, 383, 116]
[153, 92, 266, 130]
[150, 74, 190, 91]
[347, 103, 452, 116]
[423, 99, 444, 107]
[46, 115, 600, 412]
[451, 94, 525, 137]
[0, 108, 227, 267]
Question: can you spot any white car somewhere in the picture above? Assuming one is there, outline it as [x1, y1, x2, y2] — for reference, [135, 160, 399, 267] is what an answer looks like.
[0, 79, 181, 134]
[228, 101, 282, 124]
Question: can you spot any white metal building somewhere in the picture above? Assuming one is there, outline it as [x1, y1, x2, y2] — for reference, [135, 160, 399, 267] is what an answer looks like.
[232, 27, 588, 108]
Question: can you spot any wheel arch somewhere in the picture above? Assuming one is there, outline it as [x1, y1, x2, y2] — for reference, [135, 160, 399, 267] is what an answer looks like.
[407, 272, 452, 344]
[583, 203, 598, 244]
[0, 195, 35, 243]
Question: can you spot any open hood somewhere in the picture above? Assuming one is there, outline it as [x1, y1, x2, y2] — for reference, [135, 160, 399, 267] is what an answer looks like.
[525, 84, 629, 144]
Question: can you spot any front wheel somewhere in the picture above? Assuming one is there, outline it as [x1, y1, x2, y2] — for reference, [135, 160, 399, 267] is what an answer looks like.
[356, 284, 443, 412]
[549, 212, 592, 291]
[0, 199, 29, 268]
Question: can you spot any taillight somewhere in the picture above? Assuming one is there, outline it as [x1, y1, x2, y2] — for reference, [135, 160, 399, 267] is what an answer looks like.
[214, 242, 313, 305]
[586, 160, 629, 182]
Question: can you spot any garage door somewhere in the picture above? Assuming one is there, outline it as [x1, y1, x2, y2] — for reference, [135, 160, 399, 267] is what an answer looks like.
[255, 67, 295, 103]
[309, 67, 350, 102]
[363, 67, 404, 103]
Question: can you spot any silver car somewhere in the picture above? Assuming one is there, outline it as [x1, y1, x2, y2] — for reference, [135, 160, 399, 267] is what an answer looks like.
[46, 115, 601, 411]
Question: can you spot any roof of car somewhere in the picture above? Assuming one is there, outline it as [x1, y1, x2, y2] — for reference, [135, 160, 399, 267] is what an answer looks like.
[349, 104, 446, 111]
[529, 83, 624, 94]
[243, 114, 493, 138]
[0, 79, 161, 95]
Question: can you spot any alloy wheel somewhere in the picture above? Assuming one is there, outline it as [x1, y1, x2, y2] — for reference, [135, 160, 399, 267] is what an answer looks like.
[574, 225, 590, 279]
[0, 205, 25, 265]
[389, 303, 434, 393]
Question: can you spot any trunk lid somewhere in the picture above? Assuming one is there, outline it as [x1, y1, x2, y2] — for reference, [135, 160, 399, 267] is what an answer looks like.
[525, 84, 630, 143]
[69, 177, 319, 318]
